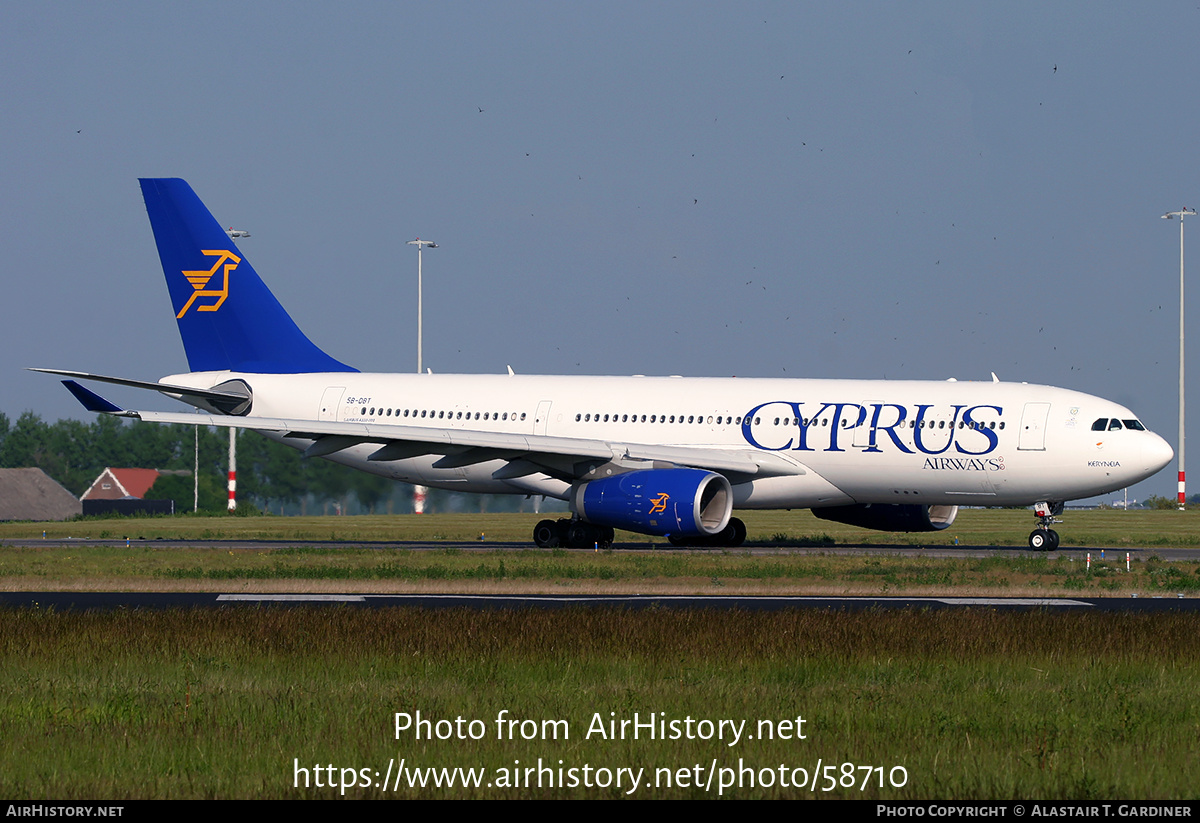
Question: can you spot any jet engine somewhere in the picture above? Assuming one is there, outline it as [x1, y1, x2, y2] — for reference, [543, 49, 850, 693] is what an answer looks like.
[571, 468, 733, 538]
[812, 503, 958, 532]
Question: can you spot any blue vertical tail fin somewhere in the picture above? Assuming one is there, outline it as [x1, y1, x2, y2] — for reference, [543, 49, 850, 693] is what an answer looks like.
[139, 178, 357, 374]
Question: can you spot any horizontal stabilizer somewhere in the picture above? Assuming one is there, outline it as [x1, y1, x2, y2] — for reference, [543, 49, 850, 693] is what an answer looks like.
[29, 369, 248, 407]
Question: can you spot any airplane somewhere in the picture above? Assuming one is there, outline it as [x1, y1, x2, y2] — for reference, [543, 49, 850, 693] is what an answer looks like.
[225, 227, 250, 239]
[35, 178, 1174, 551]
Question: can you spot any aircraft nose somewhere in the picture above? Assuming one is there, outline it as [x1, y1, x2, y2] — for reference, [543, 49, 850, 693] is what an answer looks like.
[1142, 432, 1175, 475]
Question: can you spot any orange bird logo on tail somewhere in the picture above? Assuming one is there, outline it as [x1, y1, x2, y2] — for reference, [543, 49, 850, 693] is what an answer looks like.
[177, 250, 240, 318]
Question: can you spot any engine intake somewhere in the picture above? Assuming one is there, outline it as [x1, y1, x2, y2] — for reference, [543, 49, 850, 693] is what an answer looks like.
[572, 468, 733, 538]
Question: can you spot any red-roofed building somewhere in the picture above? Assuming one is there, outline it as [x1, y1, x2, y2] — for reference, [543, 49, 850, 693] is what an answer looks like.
[81, 468, 163, 500]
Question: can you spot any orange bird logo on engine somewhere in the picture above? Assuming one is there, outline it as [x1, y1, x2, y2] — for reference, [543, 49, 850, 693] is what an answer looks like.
[176, 250, 241, 318]
[648, 493, 670, 514]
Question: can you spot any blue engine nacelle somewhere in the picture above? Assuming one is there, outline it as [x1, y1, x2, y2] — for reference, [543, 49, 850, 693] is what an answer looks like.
[812, 503, 958, 532]
[571, 468, 733, 538]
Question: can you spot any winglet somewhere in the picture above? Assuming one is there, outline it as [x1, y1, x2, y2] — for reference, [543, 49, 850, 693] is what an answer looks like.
[61, 380, 124, 413]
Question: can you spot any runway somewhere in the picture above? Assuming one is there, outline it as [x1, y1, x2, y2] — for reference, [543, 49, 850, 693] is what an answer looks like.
[1, 591, 1195, 612]
[6, 536, 1200, 562]
[4, 537, 1196, 611]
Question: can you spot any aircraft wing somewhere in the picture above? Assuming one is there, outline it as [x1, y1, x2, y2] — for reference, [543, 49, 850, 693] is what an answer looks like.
[126, 408, 802, 480]
[57, 380, 801, 481]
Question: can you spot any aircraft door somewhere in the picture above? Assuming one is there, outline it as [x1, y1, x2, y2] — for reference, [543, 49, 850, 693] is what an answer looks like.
[1017, 402, 1051, 450]
[320, 387, 345, 422]
[852, 402, 877, 449]
[534, 400, 552, 436]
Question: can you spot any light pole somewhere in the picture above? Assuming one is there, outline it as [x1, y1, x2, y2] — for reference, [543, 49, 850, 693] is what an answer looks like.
[1163, 209, 1195, 510]
[407, 238, 437, 514]
[224, 227, 251, 511]
[407, 238, 438, 374]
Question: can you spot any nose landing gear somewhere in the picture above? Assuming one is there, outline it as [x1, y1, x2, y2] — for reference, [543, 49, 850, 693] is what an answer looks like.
[1028, 501, 1063, 551]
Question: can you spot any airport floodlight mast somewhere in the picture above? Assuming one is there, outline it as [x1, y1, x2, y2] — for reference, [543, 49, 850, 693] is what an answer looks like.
[407, 238, 437, 514]
[225, 226, 251, 510]
[407, 238, 438, 375]
[1163, 208, 1195, 510]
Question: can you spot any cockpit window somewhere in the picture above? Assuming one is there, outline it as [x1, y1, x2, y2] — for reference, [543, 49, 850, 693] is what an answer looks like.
[1108, 419, 1123, 431]
[1122, 419, 1146, 431]
[1092, 418, 1108, 431]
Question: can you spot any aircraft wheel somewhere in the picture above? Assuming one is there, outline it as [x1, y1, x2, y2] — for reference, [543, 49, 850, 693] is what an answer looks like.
[567, 522, 594, 549]
[1046, 529, 1060, 551]
[668, 534, 689, 547]
[533, 519, 559, 548]
[709, 518, 747, 547]
[727, 517, 747, 548]
[1028, 529, 1049, 551]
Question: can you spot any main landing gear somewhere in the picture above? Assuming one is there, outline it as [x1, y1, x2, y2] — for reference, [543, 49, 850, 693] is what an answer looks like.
[533, 519, 615, 549]
[532, 516, 749, 549]
[667, 517, 747, 548]
[1028, 501, 1064, 551]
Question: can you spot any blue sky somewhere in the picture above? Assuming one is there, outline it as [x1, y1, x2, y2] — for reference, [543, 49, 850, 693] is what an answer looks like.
[4, 2, 1199, 501]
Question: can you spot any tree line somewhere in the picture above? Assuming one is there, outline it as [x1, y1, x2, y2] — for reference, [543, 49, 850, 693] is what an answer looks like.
[0, 412, 549, 515]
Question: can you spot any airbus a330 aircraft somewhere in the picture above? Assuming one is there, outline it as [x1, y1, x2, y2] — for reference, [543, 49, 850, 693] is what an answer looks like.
[36, 179, 1174, 550]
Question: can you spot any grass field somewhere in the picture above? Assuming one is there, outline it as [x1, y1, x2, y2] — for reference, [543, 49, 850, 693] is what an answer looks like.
[1, 509, 1197, 799]
[5, 507, 1200, 547]
[1, 509, 1198, 596]
[1, 607, 1197, 799]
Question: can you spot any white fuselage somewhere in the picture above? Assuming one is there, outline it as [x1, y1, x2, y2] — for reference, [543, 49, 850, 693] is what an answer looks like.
[164, 370, 1175, 509]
